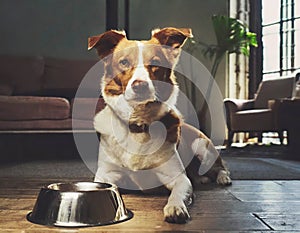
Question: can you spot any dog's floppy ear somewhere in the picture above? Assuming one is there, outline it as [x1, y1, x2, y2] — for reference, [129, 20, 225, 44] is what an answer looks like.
[152, 27, 193, 48]
[88, 30, 126, 59]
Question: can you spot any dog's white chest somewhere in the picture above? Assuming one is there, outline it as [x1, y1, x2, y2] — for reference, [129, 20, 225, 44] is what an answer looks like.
[95, 106, 175, 171]
[100, 133, 175, 171]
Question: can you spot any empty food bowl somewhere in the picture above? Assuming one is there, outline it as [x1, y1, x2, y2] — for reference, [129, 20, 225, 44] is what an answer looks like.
[27, 182, 133, 227]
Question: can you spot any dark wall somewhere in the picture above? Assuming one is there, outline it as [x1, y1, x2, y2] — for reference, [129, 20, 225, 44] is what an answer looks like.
[0, 0, 105, 60]
[128, 0, 227, 42]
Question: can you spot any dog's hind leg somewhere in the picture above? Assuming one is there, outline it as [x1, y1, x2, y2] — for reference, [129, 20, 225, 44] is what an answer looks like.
[181, 123, 231, 186]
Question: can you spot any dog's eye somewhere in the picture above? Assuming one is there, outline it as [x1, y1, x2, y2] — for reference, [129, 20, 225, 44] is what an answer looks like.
[119, 58, 130, 68]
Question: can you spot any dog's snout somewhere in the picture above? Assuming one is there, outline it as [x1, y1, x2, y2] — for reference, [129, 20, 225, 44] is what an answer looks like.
[131, 80, 149, 93]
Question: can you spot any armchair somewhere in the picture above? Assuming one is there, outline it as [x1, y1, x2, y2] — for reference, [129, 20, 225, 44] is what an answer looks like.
[224, 76, 295, 146]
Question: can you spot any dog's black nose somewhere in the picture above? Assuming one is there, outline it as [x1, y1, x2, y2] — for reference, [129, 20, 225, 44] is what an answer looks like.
[131, 80, 149, 93]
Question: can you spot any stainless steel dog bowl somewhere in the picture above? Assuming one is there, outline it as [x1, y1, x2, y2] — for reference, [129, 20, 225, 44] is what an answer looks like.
[27, 182, 133, 227]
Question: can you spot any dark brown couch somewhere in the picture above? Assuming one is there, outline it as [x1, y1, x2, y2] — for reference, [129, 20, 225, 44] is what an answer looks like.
[0, 55, 105, 131]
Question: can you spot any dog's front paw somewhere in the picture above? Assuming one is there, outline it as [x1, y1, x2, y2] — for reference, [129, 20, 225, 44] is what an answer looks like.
[163, 203, 190, 224]
[217, 170, 232, 185]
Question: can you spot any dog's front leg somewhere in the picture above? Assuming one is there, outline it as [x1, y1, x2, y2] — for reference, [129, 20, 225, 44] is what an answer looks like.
[163, 173, 193, 224]
[155, 155, 193, 224]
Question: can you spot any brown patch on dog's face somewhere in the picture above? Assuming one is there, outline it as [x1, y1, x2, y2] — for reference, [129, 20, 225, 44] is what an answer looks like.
[103, 40, 139, 97]
[142, 40, 175, 101]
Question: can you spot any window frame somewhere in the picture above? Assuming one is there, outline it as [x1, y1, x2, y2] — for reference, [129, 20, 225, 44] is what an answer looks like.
[249, 0, 299, 97]
[262, 0, 299, 77]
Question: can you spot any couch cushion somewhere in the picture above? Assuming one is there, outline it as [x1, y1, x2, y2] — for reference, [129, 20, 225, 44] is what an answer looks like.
[231, 109, 274, 131]
[0, 119, 73, 130]
[42, 57, 97, 99]
[0, 119, 95, 130]
[0, 55, 44, 95]
[0, 96, 70, 121]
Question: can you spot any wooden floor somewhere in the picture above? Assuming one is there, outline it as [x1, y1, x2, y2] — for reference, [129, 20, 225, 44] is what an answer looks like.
[0, 177, 300, 232]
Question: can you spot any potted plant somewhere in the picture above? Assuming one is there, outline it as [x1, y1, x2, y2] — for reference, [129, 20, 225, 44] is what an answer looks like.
[185, 14, 258, 134]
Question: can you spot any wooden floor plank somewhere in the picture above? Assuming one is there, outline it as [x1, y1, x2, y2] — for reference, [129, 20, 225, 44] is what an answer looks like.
[0, 198, 35, 210]
[229, 193, 300, 202]
[254, 213, 300, 231]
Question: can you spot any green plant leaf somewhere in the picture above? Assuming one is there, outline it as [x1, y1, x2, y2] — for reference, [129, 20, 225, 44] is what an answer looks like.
[189, 15, 257, 79]
[210, 15, 257, 57]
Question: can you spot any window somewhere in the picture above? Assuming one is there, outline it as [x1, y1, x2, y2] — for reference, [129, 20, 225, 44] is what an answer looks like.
[262, 0, 300, 79]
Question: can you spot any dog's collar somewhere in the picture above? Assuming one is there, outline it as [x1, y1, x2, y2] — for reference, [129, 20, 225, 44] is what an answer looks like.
[128, 123, 149, 133]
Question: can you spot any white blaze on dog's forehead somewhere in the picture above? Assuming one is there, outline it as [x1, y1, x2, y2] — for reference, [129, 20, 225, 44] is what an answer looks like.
[124, 41, 155, 101]
[130, 41, 150, 82]
[137, 41, 144, 67]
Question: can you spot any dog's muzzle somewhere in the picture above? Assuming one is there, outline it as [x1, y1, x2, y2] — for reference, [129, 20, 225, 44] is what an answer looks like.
[128, 79, 154, 101]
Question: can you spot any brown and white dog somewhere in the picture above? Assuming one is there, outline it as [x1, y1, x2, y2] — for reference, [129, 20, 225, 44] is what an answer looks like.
[88, 27, 231, 224]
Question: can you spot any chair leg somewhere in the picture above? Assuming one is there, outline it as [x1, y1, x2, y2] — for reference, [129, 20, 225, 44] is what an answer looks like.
[257, 132, 263, 143]
[278, 131, 284, 144]
[227, 131, 234, 147]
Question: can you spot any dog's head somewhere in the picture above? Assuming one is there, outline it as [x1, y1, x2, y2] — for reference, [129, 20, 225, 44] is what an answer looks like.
[88, 27, 192, 113]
